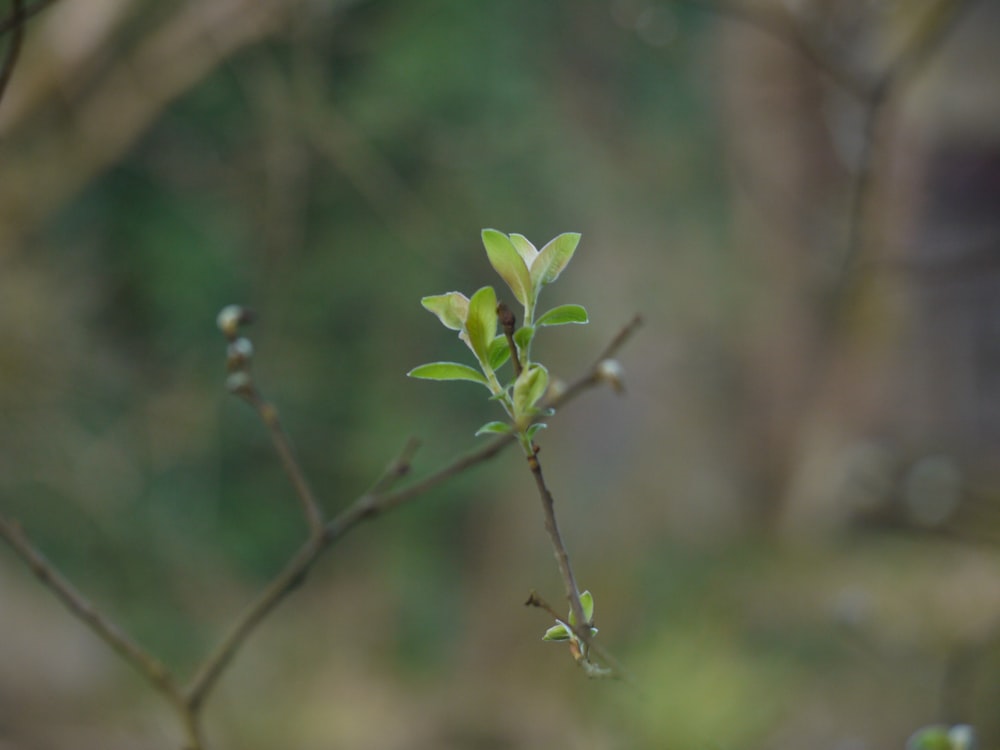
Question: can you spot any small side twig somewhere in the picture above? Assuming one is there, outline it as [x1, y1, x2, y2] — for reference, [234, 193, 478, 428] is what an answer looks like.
[218, 306, 325, 537]
[242, 388, 326, 537]
[525, 590, 631, 681]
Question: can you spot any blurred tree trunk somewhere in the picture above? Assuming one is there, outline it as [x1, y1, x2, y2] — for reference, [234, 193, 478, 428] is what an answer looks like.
[887, 1, 1000, 531]
[718, 9, 851, 527]
[719, 0, 1000, 533]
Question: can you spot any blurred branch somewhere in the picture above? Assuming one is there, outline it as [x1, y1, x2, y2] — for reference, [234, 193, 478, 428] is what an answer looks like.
[239, 389, 326, 537]
[667, 0, 868, 97]
[0, 517, 203, 749]
[0, 0, 25, 106]
[676, 0, 984, 333]
[0, 0, 51, 36]
[0, 0, 312, 243]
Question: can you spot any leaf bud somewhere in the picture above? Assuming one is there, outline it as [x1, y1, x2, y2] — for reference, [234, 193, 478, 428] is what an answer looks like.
[226, 337, 254, 371]
[225, 371, 255, 397]
[216, 305, 254, 339]
[595, 358, 625, 394]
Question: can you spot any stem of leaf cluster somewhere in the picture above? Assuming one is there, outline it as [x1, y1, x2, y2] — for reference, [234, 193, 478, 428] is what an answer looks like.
[497, 305, 590, 641]
[524, 441, 588, 633]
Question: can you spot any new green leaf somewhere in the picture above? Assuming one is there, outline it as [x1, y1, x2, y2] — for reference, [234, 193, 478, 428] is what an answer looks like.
[475, 421, 512, 436]
[464, 286, 498, 365]
[536, 304, 589, 327]
[525, 422, 547, 440]
[482, 229, 532, 307]
[487, 336, 512, 371]
[408, 362, 488, 385]
[513, 363, 549, 420]
[542, 622, 572, 642]
[569, 590, 595, 626]
[509, 233, 539, 267]
[421, 292, 469, 331]
[531, 232, 581, 288]
[513, 325, 534, 352]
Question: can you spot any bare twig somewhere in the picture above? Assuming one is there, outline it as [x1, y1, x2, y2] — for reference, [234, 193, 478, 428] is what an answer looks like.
[0, 0, 25, 107]
[185, 531, 327, 710]
[0, 518, 193, 719]
[366, 436, 421, 496]
[241, 388, 326, 537]
[525, 590, 631, 681]
[549, 314, 643, 406]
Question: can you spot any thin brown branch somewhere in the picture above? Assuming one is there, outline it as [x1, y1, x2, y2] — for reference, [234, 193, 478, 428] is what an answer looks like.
[0, 0, 25, 107]
[366, 436, 421, 496]
[0, 517, 186, 707]
[526, 447, 586, 633]
[242, 388, 325, 537]
[185, 531, 328, 710]
[549, 314, 643, 407]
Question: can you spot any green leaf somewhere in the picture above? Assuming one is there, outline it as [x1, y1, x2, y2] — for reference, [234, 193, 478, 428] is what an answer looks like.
[536, 304, 589, 327]
[464, 286, 498, 365]
[487, 336, 512, 371]
[530, 232, 581, 289]
[513, 325, 534, 352]
[525, 422, 547, 440]
[509, 233, 539, 267]
[542, 622, 572, 642]
[407, 362, 487, 385]
[513, 363, 549, 420]
[482, 229, 532, 308]
[569, 591, 594, 625]
[906, 726, 978, 750]
[475, 421, 512, 436]
[420, 292, 469, 331]
[906, 728, 952, 750]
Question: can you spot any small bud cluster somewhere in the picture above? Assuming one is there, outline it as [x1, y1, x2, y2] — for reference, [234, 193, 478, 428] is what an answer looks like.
[217, 305, 257, 398]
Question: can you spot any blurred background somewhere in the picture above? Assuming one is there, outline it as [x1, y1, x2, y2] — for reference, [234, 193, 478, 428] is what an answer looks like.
[1, 0, 1000, 748]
